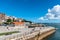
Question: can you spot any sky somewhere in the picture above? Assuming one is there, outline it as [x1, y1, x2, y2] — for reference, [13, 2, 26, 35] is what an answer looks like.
[0, 0, 60, 23]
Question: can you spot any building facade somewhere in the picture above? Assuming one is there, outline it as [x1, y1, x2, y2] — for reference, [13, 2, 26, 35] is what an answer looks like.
[0, 13, 6, 23]
[0, 13, 5, 20]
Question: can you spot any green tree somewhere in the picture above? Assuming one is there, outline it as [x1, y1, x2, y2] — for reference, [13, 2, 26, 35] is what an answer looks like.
[21, 19, 27, 22]
[7, 19, 12, 22]
[21, 19, 32, 24]
[6, 19, 13, 24]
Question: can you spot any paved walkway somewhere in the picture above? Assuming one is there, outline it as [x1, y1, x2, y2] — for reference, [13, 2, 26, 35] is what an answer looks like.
[0, 26, 55, 40]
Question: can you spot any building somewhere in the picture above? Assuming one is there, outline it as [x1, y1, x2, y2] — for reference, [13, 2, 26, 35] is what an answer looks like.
[28, 23, 46, 28]
[0, 13, 6, 24]
[0, 13, 5, 20]
[13, 22, 28, 28]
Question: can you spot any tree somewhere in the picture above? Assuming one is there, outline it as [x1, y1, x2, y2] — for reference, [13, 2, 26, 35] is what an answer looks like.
[21, 19, 32, 24]
[21, 19, 27, 22]
[7, 19, 11, 22]
[6, 18, 13, 24]
[13, 18, 15, 22]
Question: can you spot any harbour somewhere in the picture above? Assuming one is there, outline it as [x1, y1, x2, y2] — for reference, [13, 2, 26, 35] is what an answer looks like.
[0, 14, 57, 40]
[0, 0, 60, 40]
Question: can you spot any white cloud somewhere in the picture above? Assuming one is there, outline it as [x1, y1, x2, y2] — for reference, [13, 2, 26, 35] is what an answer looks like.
[39, 17, 48, 20]
[39, 5, 60, 20]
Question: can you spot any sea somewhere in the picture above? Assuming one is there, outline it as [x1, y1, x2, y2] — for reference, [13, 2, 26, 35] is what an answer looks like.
[43, 23, 60, 40]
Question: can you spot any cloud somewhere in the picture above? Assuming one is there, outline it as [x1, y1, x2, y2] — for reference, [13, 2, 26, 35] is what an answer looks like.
[39, 5, 60, 20]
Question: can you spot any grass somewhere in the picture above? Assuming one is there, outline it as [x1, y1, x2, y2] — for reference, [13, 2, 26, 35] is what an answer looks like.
[0, 31, 19, 36]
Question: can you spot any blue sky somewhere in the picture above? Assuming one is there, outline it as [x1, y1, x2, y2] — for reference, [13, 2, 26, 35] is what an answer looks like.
[0, 0, 60, 23]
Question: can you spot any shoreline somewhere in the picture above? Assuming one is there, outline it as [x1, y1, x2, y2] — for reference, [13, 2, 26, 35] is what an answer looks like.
[0, 27, 56, 40]
[39, 29, 56, 40]
[27, 29, 56, 40]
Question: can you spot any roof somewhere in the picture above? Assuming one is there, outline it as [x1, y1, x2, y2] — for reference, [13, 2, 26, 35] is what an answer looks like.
[13, 22, 24, 25]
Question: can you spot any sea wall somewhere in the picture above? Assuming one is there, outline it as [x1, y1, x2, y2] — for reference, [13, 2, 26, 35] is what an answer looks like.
[27, 28, 56, 40]
[0, 27, 56, 40]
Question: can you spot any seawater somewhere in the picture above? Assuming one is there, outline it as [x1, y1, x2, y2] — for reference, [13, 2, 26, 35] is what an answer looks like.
[46, 24, 60, 40]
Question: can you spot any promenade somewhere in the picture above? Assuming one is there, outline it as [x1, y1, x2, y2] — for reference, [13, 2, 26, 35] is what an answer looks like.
[0, 26, 56, 40]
